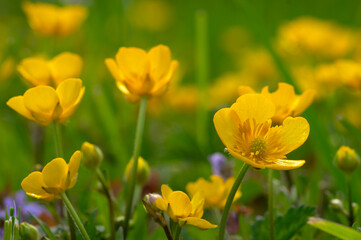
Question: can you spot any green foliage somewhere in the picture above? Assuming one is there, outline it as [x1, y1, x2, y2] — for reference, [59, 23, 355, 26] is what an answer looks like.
[252, 205, 315, 240]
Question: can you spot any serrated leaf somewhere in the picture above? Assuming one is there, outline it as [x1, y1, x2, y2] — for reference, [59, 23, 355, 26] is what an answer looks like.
[252, 205, 315, 240]
[308, 217, 361, 240]
[30, 213, 57, 240]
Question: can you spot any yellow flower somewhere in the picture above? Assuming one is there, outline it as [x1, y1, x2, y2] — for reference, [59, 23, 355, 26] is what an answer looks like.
[213, 94, 310, 170]
[155, 185, 217, 229]
[334, 146, 360, 174]
[105, 45, 178, 102]
[6, 78, 85, 126]
[186, 175, 241, 209]
[22, 2, 88, 37]
[21, 151, 82, 201]
[17, 52, 83, 87]
[238, 83, 316, 124]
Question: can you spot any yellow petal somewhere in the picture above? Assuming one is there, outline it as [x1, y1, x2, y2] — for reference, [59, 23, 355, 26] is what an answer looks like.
[213, 108, 241, 151]
[266, 117, 310, 158]
[181, 217, 217, 229]
[161, 184, 173, 202]
[227, 147, 266, 169]
[151, 60, 178, 96]
[266, 159, 306, 170]
[293, 89, 316, 116]
[21, 171, 52, 199]
[56, 78, 83, 110]
[23, 86, 60, 125]
[17, 57, 51, 86]
[49, 52, 83, 86]
[168, 191, 192, 219]
[57, 6, 87, 37]
[238, 86, 255, 96]
[155, 197, 168, 211]
[148, 45, 171, 81]
[67, 150, 82, 189]
[231, 94, 275, 123]
[6, 96, 35, 121]
[190, 192, 204, 218]
[58, 85, 85, 123]
[42, 158, 68, 191]
[105, 58, 124, 83]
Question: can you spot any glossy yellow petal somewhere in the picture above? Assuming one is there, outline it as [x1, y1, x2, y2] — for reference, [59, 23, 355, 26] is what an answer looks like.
[58, 85, 85, 123]
[21, 171, 51, 199]
[105, 58, 124, 83]
[23, 86, 60, 125]
[231, 94, 275, 123]
[155, 197, 168, 211]
[148, 45, 171, 81]
[49, 52, 83, 86]
[190, 192, 204, 218]
[42, 158, 68, 190]
[227, 147, 266, 169]
[213, 108, 241, 151]
[150, 60, 178, 96]
[57, 6, 87, 37]
[6, 96, 35, 121]
[161, 184, 173, 202]
[293, 89, 316, 116]
[116, 47, 149, 83]
[267, 117, 310, 158]
[17, 58, 51, 86]
[181, 217, 217, 229]
[267, 159, 306, 170]
[168, 191, 192, 219]
[238, 86, 255, 96]
[67, 151, 82, 189]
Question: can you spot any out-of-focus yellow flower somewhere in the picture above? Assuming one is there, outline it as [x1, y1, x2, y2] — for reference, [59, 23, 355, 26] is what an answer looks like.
[186, 175, 241, 209]
[220, 26, 251, 56]
[128, 0, 173, 32]
[277, 17, 355, 59]
[214, 94, 310, 170]
[105, 45, 178, 102]
[81, 142, 103, 170]
[124, 156, 150, 185]
[0, 57, 15, 82]
[22, 1, 88, 37]
[166, 86, 199, 112]
[18, 52, 83, 87]
[238, 83, 316, 124]
[335, 146, 360, 174]
[21, 151, 82, 201]
[155, 185, 217, 229]
[7, 78, 85, 126]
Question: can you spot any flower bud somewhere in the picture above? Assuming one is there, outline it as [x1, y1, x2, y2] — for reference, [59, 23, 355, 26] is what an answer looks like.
[20, 222, 39, 240]
[124, 157, 150, 185]
[144, 193, 162, 212]
[81, 142, 103, 170]
[334, 146, 360, 173]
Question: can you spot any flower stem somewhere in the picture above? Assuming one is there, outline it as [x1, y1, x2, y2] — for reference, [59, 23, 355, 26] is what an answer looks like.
[268, 169, 275, 240]
[96, 168, 116, 240]
[52, 121, 63, 158]
[123, 97, 147, 239]
[173, 224, 182, 240]
[162, 224, 173, 240]
[60, 192, 90, 240]
[347, 175, 354, 227]
[219, 162, 250, 240]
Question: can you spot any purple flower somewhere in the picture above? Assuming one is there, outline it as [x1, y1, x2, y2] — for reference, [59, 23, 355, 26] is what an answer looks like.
[0, 191, 48, 221]
[208, 152, 232, 179]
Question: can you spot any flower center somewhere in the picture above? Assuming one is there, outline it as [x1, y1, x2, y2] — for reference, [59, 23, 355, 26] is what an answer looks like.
[249, 137, 266, 158]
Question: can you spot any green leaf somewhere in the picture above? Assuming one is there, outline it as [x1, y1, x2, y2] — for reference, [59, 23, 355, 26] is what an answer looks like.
[308, 217, 361, 240]
[252, 205, 315, 240]
[30, 213, 57, 240]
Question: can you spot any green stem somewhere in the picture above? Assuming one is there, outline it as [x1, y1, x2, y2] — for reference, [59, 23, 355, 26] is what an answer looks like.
[219, 162, 250, 240]
[123, 97, 148, 239]
[60, 192, 90, 240]
[162, 224, 173, 240]
[96, 168, 116, 240]
[173, 224, 182, 240]
[268, 169, 275, 240]
[347, 175, 354, 227]
[52, 121, 63, 158]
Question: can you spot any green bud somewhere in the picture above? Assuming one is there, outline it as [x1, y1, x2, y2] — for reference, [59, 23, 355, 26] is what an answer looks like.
[334, 146, 360, 174]
[143, 193, 162, 212]
[124, 156, 150, 185]
[81, 142, 103, 170]
[20, 222, 39, 240]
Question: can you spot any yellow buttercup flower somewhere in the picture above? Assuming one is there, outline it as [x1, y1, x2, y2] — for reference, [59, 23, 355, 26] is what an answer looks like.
[214, 94, 310, 170]
[105, 45, 178, 102]
[6, 78, 85, 126]
[155, 185, 217, 229]
[21, 151, 82, 201]
[18, 52, 83, 87]
[238, 83, 316, 124]
[186, 175, 241, 209]
[22, 2, 88, 37]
